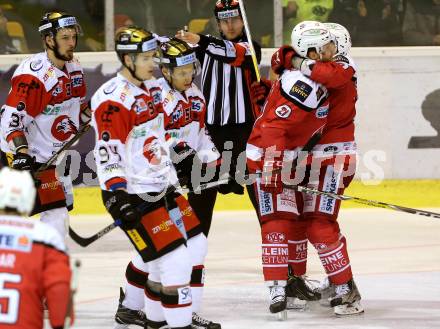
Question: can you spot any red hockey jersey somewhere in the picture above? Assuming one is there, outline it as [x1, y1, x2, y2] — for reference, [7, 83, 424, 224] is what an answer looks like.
[0, 216, 71, 329]
[247, 70, 329, 170]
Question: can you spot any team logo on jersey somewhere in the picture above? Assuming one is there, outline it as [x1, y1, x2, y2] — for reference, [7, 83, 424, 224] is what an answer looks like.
[316, 105, 329, 118]
[51, 115, 78, 141]
[275, 105, 292, 118]
[143, 136, 166, 165]
[52, 81, 63, 97]
[289, 80, 312, 102]
[191, 98, 203, 112]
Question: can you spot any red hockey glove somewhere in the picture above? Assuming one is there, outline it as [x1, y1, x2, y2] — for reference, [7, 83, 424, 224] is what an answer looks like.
[271, 45, 296, 75]
[250, 78, 272, 106]
[260, 159, 283, 195]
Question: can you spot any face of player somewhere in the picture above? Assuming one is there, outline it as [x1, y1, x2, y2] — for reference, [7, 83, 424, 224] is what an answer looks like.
[308, 41, 337, 62]
[168, 64, 195, 92]
[52, 28, 78, 61]
[131, 50, 156, 81]
[218, 16, 244, 40]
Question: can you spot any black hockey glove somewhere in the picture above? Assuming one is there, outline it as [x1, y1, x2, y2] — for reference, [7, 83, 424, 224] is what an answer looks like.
[102, 190, 140, 230]
[171, 142, 198, 189]
[11, 152, 35, 171]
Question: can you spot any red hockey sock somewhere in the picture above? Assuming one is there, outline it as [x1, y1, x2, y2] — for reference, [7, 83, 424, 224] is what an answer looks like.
[317, 240, 352, 285]
[288, 220, 308, 276]
[261, 220, 291, 282]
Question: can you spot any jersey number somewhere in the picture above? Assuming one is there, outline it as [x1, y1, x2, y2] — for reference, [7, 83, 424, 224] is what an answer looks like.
[0, 273, 21, 324]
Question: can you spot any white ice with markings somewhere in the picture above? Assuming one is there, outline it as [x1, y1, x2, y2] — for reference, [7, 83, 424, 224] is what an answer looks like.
[61, 209, 440, 329]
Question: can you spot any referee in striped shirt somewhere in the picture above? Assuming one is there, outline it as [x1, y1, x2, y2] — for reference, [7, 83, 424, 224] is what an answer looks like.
[176, 0, 260, 233]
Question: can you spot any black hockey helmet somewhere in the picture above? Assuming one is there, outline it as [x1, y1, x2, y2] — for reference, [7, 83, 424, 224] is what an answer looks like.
[154, 38, 197, 69]
[38, 11, 82, 37]
[214, 0, 242, 20]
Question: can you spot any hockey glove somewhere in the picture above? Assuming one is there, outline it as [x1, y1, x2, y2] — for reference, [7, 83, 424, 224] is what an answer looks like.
[11, 152, 35, 171]
[171, 142, 198, 189]
[103, 190, 140, 230]
[260, 159, 283, 195]
[250, 78, 272, 106]
[271, 45, 296, 75]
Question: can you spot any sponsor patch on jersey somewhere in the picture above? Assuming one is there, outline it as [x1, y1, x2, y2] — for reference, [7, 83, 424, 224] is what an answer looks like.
[275, 105, 292, 118]
[289, 80, 313, 102]
[316, 105, 329, 118]
[104, 82, 117, 95]
[16, 101, 26, 111]
[259, 189, 274, 216]
[265, 232, 286, 243]
[43, 105, 61, 115]
[0, 229, 32, 253]
[191, 98, 203, 112]
[134, 98, 148, 113]
[276, 188, 299, 214]
[318, 166, 342, 215]
[30, 59, 43, 71]
[323, 145, 338, 153]
[71, 74, 83, 87]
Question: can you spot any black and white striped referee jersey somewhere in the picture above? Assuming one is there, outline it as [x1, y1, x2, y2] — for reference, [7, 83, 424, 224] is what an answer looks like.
[194, 34, 262, 126]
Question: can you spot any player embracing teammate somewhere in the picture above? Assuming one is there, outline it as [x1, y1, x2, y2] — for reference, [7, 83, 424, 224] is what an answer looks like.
[247, 20, 363, 317]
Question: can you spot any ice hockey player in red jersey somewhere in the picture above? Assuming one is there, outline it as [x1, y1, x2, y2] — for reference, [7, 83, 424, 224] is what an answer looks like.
[270, 21, 362, 316]
[155, 38, 221, 329]
[91, 26, 206, 329]
[0, 167, 72, 329]
[247, 20, 336, 316]
[0, 12, 89, 238]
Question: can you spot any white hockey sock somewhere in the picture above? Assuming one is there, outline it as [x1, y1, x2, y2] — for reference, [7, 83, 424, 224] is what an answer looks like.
[123, 255, 148, 310]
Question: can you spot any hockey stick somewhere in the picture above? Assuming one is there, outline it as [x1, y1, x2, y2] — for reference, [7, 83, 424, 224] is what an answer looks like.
[38, 124, 91, 172]
[238, 0, 261, 82]
[289, 184, 440, 219]
[68, 178, 230, 247]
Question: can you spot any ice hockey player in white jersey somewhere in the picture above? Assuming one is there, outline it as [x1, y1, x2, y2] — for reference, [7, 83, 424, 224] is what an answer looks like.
[0, 11, 89, 238]
[91, 26, 205, 329]
[154, 38, 221, 329]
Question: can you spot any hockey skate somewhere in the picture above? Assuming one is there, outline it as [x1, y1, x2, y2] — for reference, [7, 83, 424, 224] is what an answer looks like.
[330, 279, 364, 316]
[269, 284, 287, 320]
[316, 276, 335, 306]
[285, 274, 321, 310]
[114, 287, 147, 328]
[192, 312, 221, 329]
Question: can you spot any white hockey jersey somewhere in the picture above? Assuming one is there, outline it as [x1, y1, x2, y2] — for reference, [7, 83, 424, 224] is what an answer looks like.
[158, 78, 220, 164]
[91, 74, 179, 194]
[0, 52, 87, 162]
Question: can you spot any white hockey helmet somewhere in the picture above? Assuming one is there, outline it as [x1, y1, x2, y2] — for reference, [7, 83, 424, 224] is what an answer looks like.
[324, 22, 351, 56]
[0, 167, 36, 215]
[291, 21, 336, 58]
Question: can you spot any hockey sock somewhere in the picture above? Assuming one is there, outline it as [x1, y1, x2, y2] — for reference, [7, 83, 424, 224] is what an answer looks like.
[288, 219, 308, 276]
[317, 240, 352, 285]
[145, 279, 165, 323]
[161, 286, 192, 328]
[123, 259, 148, 310]
[190, 265, 205, 312]
[261, 220, 290, 281]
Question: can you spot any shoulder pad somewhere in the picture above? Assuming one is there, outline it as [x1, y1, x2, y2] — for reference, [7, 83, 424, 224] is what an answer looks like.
[14, 53, 58, 90]
[280, 71, 328, 111]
